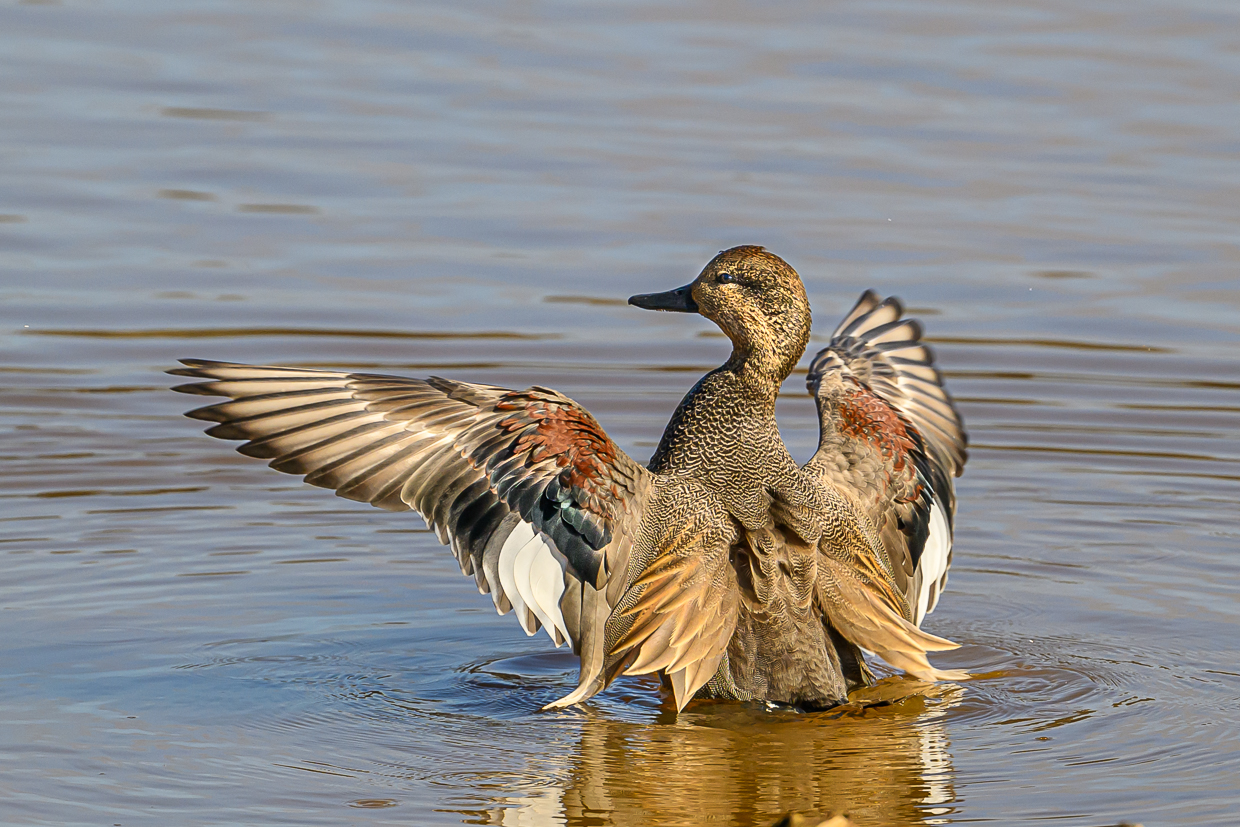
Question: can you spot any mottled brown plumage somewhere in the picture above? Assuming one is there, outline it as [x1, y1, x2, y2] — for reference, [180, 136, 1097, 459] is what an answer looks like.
[170, 246, 965, 712]
[633, 248, 963, 702]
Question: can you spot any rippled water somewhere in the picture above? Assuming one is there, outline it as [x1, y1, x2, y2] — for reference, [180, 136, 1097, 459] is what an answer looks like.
[3, 1, 1239, 825]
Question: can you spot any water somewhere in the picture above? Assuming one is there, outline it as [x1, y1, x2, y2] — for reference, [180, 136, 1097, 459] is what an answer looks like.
[2, 0, 1238, 824]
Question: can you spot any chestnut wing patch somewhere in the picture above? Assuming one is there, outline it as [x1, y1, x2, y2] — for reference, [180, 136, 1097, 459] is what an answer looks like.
[835, 385, 921, 487]
[483, 386, 644, 584]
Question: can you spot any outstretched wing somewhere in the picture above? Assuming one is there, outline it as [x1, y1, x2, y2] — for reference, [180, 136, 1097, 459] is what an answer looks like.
[820, 290, 967, 480]
[170, 359, 652, 706]
[805, 291, 967, 625]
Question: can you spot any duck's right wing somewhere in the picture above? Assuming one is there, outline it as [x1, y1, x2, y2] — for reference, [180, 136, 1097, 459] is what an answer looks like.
[170, 359, 654, 707]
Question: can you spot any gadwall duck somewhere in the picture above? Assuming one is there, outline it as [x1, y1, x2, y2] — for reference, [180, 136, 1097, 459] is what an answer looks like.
[170, 245, 964, 710]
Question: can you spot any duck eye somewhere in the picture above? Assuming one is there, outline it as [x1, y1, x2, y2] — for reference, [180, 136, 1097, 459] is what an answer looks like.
[718, 272, 735, 284]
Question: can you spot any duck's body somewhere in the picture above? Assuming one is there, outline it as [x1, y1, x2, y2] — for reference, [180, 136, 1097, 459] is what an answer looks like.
[638, 261, 856, 706]
[172, 245, 966, 711]
[630, 247, 961, 703]
[632, 360, 868, 706]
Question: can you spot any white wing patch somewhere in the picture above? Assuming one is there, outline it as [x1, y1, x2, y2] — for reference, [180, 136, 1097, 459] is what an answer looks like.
[914, 500, 952, 625]
[497, 519, 569, 646]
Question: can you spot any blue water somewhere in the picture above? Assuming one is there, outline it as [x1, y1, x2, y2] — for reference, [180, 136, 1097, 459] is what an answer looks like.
[2, 1, 1239, 824]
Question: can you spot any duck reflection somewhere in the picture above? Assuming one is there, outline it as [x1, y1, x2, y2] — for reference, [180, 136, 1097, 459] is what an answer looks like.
[487, 679, 961, 827]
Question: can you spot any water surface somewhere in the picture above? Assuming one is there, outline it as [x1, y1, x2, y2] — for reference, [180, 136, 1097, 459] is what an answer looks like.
[2, 1, 1239, 825]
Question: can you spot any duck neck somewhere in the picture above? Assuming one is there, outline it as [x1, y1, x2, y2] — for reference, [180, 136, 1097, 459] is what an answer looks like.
[721, 312, 811, 407]
[723, 347, 789, 407]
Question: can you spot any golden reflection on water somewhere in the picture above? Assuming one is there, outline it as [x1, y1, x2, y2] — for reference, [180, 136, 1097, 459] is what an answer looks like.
[485, 681, 961, 827]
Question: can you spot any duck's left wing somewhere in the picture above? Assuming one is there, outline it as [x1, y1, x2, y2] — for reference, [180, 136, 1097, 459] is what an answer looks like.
[805, 292, 967, 625]
[170, 359, 652, 706]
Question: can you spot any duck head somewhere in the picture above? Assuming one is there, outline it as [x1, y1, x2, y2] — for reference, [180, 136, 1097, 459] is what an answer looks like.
[630, 245, 812, 392]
